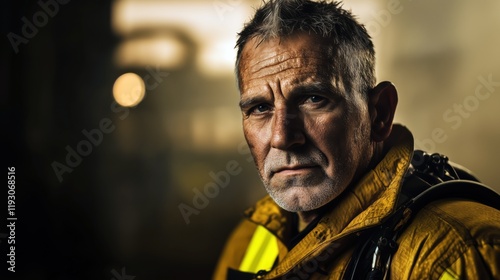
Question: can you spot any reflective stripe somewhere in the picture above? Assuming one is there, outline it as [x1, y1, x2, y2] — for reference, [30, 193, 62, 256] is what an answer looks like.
[239, 225, 279, 273]
[439, 268, 460, 280]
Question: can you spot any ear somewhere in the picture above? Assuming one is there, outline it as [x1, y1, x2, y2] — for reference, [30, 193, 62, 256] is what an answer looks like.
[368, 81, 398, 142]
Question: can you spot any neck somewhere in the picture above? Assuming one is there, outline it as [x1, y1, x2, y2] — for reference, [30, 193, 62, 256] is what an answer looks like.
[368, 141, 386, 171]
[297, 211, 318, 231]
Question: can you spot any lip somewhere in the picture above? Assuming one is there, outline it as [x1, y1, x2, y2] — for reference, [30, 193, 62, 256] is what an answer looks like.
[272, 165, 319, 176]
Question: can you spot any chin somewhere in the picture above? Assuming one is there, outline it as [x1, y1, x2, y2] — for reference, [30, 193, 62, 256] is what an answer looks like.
[268, 185, 339, 212]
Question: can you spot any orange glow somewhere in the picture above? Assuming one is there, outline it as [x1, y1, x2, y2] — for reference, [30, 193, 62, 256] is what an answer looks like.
[112, 73, 146, 107]
[112, 0, 256, 74]
[114, 35, 187, 68]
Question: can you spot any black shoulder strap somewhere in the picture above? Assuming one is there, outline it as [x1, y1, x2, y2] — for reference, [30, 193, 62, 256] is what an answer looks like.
[344, 150, 500, 280]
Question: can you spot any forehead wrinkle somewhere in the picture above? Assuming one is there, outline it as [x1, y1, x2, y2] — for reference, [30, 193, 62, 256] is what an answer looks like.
[242, 56, 321, 91]
[244, 68, 320, 89]
[252, 60, 326, 83]
[247, 49, 325, 73]
[242, 67, 327, 97]
[245, 49, 294, 71]
[250, 60, 302, 80]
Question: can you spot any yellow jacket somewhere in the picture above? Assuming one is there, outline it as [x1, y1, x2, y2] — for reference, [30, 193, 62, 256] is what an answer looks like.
[214, 125, 500, 279]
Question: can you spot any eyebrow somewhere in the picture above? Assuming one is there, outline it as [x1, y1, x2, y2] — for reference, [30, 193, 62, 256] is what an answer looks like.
[288, 82, 337, 97]
[239, 96, 268, 110]
[285, 82, 345, 104]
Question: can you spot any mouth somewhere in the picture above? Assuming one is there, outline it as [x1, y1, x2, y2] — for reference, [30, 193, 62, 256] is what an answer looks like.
[272, 165, 320, 176]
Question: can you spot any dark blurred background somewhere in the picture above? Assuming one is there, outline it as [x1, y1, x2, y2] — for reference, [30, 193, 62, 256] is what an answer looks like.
[1, 0, 499, 279]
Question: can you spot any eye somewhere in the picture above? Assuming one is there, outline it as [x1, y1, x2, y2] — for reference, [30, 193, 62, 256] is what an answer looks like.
[250, 104, 271, 115]
[305, 95, 325, 104]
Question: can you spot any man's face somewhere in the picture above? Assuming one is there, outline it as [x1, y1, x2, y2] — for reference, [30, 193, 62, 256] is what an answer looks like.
[238, 33, 375, 212]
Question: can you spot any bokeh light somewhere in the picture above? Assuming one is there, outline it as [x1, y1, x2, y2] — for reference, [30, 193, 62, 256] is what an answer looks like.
[112, 72, 146, 107]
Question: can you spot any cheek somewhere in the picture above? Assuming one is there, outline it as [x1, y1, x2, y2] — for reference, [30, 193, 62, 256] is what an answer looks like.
[306, 114, 346, 153]
[243, 121, 271, 168]
[306, 113, 361, 174]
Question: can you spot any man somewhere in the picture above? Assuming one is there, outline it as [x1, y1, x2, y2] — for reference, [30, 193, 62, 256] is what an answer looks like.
[214, 0, 500, 279]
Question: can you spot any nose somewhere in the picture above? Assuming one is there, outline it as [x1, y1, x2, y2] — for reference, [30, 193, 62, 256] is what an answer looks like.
[270, 108, 305, 150]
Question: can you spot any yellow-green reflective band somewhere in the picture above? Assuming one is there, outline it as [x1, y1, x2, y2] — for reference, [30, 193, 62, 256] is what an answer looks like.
[439, 268, 460, 280]
[239, 225, 279, 273]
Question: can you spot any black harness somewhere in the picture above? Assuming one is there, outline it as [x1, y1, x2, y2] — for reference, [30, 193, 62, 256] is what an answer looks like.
[344, 150, 500, 280]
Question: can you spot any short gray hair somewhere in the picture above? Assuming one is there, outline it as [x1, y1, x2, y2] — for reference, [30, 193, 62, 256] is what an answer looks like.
[235, 0, 375, 98]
